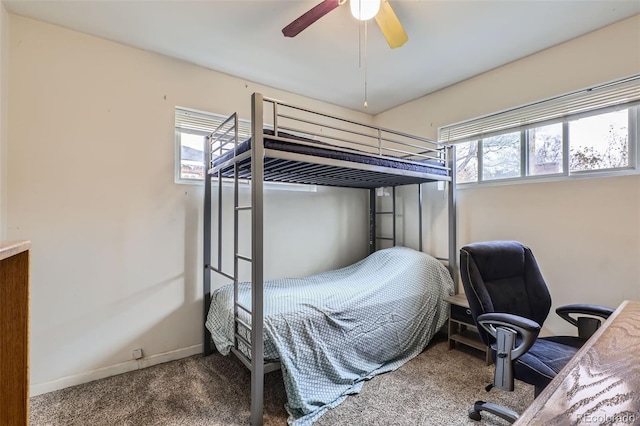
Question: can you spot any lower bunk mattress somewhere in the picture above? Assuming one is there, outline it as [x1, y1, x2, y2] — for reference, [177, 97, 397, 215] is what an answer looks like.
[205, 246, 454, 425]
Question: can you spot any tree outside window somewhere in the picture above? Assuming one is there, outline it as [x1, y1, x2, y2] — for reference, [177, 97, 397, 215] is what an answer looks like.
[569, 110, 628, 172]
[482, 132, 521, 180]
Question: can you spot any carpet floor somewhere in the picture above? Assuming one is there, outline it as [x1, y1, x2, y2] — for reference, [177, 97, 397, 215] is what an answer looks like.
[30, 335, 533, 425]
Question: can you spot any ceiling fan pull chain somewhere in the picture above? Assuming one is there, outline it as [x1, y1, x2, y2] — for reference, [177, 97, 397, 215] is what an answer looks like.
[358, 16, 362, 68]
[364, 19, 369, 109]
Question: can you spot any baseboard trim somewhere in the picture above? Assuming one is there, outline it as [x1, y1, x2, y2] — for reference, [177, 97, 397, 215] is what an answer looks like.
[30, 344, 203, 397]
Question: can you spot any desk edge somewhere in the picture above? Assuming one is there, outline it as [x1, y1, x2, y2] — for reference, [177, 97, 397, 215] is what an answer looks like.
[0, 241, 31, 262]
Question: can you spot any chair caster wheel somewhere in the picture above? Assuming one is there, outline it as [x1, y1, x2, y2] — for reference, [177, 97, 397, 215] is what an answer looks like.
[468, 408, 482, 421]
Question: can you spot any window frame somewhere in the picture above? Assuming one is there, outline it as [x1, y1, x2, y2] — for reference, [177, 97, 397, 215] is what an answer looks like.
[447, 102, 639, 188]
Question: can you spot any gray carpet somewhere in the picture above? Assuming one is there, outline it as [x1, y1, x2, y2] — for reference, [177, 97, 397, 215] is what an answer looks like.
[30, 335, 533, 425]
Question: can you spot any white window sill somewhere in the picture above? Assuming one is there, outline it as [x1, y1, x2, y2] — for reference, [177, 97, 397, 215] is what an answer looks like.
[456, 167, 640, 189]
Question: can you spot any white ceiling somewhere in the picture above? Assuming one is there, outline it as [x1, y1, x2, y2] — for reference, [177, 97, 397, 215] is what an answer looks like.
[4, 0, 639, 114]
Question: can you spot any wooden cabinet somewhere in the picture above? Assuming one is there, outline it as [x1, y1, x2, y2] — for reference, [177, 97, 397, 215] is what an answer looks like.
[444, 293, 491, 365]
[1, 240, 31, 426]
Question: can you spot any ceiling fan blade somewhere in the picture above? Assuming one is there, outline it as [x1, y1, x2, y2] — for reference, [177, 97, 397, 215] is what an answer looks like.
[282, 0, 340, 38]
[374, 0, 408, 49]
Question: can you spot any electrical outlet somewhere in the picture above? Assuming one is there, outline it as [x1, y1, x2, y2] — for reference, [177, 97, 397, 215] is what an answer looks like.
[132, 348, 143, 360]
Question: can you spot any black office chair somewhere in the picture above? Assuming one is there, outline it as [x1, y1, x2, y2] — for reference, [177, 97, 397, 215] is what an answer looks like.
[459, 241, 614, 423]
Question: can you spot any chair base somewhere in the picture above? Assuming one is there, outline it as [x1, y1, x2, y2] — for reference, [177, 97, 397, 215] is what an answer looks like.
[468, 401, 519, 423]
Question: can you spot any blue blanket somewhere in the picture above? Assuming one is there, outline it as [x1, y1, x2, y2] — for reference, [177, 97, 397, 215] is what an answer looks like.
[205, 246, 454, 425]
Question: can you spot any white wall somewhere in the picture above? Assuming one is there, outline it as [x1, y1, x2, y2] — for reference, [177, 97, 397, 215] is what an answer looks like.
[376, 15, 640, 336]
[0, 3, 8, 239]
[6, 15, 374, 394]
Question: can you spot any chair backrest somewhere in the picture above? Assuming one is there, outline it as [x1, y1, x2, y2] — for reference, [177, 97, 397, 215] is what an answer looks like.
[459, 241, 552, 346]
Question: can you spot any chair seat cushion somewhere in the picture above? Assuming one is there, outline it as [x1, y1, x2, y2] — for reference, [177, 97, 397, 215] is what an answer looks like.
[513, 336, 583, 389]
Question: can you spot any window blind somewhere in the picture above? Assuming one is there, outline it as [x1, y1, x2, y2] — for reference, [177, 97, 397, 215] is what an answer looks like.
[439, 75, 640, 143]
[175, 107, 252, 138]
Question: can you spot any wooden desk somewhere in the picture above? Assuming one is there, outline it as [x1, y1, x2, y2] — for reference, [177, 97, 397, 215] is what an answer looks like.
[515, 300, 640, 425]
[1, 240, 31, 426]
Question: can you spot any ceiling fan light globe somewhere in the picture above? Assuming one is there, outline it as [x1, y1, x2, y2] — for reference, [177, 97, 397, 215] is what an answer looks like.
[350, 0, 380, 21]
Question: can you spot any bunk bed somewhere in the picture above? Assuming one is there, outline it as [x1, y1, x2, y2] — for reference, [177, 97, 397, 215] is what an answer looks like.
[203, 93, 457, 426]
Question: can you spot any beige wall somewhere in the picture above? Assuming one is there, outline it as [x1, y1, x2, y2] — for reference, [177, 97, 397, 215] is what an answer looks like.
[376, 14, 640, 336]
[0, 3, 8, 239]
[6, 15, 373, 394]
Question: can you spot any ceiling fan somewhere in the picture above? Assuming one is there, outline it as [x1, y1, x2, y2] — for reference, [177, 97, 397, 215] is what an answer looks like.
[282, 0, 408, 49]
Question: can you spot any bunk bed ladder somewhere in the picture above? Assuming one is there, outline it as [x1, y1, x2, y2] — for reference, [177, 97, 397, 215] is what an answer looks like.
[233, 153, 253, 367]
[204, 113, 242, 356]
[203, 112, 258, 362]
[232, 166, 281, 376]
[369, 186, 397, 253]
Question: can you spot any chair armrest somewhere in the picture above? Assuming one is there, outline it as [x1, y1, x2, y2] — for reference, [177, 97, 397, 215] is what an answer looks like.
[556, 304, 615, 339]
[556, 304, 614, 324]
[477, 313, 541, 393]
[477, 313, 540, 360]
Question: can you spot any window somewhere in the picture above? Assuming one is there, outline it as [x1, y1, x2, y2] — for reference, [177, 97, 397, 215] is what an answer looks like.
[175, 107, 251, 182]
[527, 123, 563, 176]
[177, 132, 207, 180]
[569, 110, 629, 172]
[439, 76, 640, 185]
[456, 140, 478, 184]
[482, 131, 521, 180]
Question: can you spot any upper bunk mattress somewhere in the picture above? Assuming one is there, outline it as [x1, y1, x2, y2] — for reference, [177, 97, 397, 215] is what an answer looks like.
[211, 130, 448, 179]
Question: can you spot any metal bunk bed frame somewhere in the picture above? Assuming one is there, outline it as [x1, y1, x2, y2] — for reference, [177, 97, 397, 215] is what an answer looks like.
[203, 93, 457, 426]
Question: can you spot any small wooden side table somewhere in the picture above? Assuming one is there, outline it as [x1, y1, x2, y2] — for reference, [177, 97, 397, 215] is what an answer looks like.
[444, 293, 491, 365]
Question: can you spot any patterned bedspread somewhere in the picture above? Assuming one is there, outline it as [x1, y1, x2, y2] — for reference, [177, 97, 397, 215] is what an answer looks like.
[205, 246, 454, 425]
